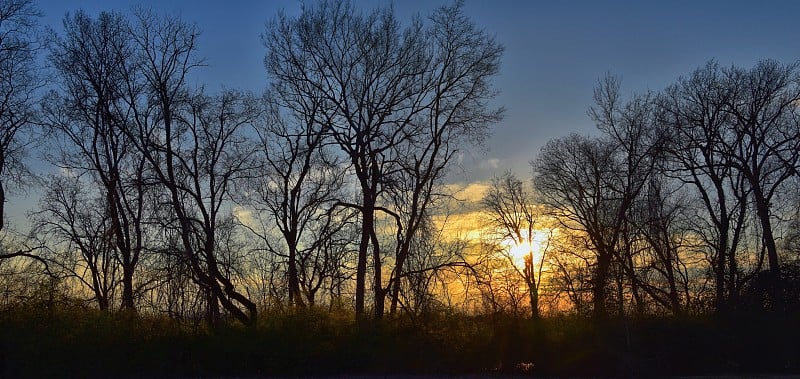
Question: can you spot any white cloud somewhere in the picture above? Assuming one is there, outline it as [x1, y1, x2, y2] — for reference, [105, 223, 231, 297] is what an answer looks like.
[59, 167, 77, 178]
[232, 205, 256, 228]
[482, 158, 500, 169]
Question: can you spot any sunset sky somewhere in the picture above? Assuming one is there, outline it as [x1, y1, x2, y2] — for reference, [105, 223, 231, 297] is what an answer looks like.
[11, 0, 800, 228]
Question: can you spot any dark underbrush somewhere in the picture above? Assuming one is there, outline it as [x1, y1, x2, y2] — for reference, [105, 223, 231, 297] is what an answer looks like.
[0, 305, 797, 377]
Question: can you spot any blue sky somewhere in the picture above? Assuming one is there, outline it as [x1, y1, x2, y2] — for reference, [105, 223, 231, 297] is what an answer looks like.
[34, 0, 800, 177]
[10, 0, 800, 228]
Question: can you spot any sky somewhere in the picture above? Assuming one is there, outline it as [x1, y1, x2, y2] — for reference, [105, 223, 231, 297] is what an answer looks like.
[10, 0, 800, 229]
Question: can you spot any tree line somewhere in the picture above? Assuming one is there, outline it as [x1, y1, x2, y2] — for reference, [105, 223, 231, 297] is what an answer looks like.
[487, 62, 800, 319]
[0, 0, 798, 328]
[0, 0, 505, 325]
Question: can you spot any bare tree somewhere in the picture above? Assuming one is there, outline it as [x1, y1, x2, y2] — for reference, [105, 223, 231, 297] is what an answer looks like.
[589, 76, 675, 315]
[243, 91, 347, 308]
[533, 133, 624, 319]
[263, 0, 424, 318]
[547, 230, 594, 315]
[535, 77, 672, 318]
[658, 61, 750, 312]
[263, 0, 502, 319]
[93, 8, 261, 325]
[721, 60, 800, 310]
[136, 88, 261, 325]
[44, 10, 147, 311]
[627, 175, 693, 315]
[470, 238, 528, 317]
[382, 2, 503, 316]
[659, 60, 800, 312]
[393, 218, 466, 317]
[785, 176, 800, 257]
[0, 0, 41, 232]
[482, 171, 546, 319]
[31, 175, 119, 310]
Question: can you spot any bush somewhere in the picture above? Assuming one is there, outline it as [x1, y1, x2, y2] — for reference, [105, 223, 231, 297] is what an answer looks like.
[0, 305, 798, 377]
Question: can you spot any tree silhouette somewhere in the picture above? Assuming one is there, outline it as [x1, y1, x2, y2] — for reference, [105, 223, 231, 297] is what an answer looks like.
[44, 10, 147, 311]
[0, 0, 40, 232]
[263, 0, 502, 319]
[482, 171, 546, 319]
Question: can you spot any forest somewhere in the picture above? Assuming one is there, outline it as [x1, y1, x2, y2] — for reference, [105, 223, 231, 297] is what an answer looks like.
[0, 0, 799, 377]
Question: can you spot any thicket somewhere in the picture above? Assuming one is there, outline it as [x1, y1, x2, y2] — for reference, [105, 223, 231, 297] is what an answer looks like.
[1, 304, 798, 378]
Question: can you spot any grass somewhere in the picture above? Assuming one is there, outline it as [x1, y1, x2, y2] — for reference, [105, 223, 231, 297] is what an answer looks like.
[0, 304, 798, 377]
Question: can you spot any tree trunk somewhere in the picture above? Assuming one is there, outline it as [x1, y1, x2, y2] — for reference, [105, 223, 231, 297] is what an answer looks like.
[355, 192, 374, 319]
[0, 180, 5, 232]
[372, 228, 384, 320]
[206, 289, 220, 328]
[524, 253, 539, 319]
[287, 238, 305, 308]
[121, 263, 135, 311]
[715, 219, 729, 313]
[624, 242, 645, 315]
[664, 246, 682, 315]
[752, 187, 783, 311]
[90, 267, 109, 311]
[389, 238, 411, 315]
[108, 187, 136, 312]
[593, 252, 612, 320]
[389, 263, 403, 315]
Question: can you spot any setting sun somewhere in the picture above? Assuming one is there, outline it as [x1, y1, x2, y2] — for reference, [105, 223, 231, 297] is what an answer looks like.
[502, 229, 551, 269]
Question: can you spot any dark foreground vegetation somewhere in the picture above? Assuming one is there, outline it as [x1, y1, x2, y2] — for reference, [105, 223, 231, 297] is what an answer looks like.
[1, 305, 798, 378]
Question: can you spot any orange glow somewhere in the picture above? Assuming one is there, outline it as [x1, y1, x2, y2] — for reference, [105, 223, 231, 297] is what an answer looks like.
[502, 229, 551, 269]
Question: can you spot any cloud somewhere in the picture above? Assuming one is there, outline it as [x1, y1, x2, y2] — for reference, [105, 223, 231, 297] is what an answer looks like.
[432, 210, 486, 243]
[59, 167, 77, 178]
[232, 205, 256, 229]
[444, 181, 490, 203]
[483, 158, 501, 169]
[459, 182, 490, 203]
